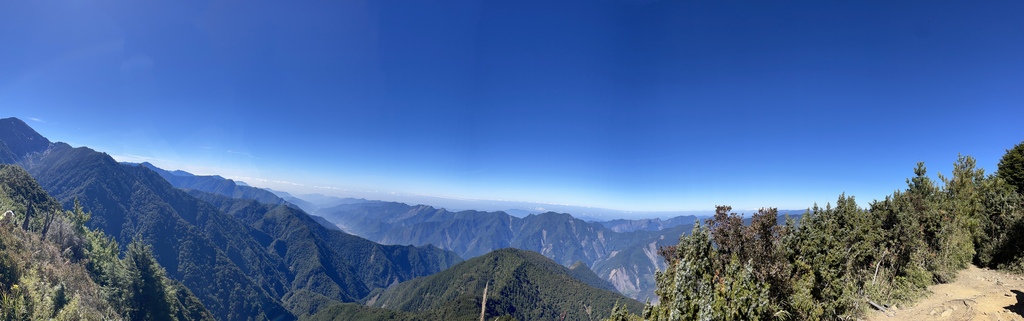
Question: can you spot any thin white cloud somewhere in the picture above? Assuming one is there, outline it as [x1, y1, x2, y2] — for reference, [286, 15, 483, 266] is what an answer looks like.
[312, 185, 345, 191]
[227, 176, 304, 187]
[28, 117, 46, 123]
[109, 153, 162, 164]
[228, 176, 266, 183]
[226, 150, 255, 158]
[272, 180, 304, 187]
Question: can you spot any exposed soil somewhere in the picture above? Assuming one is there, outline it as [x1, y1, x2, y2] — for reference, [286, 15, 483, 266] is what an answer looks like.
[866, 265, 1024, 321]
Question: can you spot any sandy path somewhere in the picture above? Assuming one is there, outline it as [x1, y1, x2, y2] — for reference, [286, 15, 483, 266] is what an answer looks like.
[866, 265, 1024, 321]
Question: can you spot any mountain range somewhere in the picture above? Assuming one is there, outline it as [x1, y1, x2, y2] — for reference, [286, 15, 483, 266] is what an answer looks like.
[0, 117, 462, 320]
[1, 116, 653, 320]
[131, 162, 291, 208]
[111, 151, 703, 300]
[111, 149, 804, 303]
[307, 197, 802, 302]
[311, 200, 691, 300]
[597, 216, 699, 233]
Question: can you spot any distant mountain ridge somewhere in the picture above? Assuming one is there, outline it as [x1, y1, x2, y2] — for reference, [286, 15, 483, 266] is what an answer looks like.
[132, 162, 290, 207]
[597, 215, 699, 233]
[132, 162, 343, 231]
[266, 189, 369, 214]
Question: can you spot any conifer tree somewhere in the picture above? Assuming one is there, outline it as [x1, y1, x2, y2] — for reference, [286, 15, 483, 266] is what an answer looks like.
[125, 241, 177, 321]
[998, 141, 1024, 195]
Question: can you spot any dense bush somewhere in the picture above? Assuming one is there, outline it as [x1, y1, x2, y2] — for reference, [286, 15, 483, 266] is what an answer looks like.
[609, 146, 1024, 321]
[0, 164, 214, 320]
[999, 141, 1024, 195]
[642, 222, 773, 321]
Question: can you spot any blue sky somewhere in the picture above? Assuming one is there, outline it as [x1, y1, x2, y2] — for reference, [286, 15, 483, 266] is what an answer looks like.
[2, 0, 1022, 215]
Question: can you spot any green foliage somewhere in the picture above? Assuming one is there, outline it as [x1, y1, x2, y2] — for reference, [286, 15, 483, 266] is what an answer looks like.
[613, 146, 1024, 321]
[0, 164, 63, 235]
[604, 301, 641, 321]
[707, 207, 791, 306]
[303, 302, 418, 321]
[780, 159, 986, 319]
[358, 248, 642, 321]
[568, 261, 618, 292]
[643, 223, 772, 321]
[975, 176, 1024, 270]
[0, 203, 116, 320]
[0, 164, 214, 321]
[998, 140, 1024, 195]
[931, 156, 981, 282]
[124, 241, 178, 321]
[785, 197, 876, 319]
[865, 191, 931, 304]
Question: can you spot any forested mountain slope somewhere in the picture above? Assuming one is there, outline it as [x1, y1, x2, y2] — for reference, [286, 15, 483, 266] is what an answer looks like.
[0, 164, 214, 320]
[0, 117, 461, 320]
[360, 248, 643, 321]
[188, 190, 463, 316]
[18, 140, 295, 320]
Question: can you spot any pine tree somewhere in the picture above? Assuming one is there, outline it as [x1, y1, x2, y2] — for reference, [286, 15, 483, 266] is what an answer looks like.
[125, 241, 177, 321]
[644, 223, 772, 321]
[998, 141, 1024, 195]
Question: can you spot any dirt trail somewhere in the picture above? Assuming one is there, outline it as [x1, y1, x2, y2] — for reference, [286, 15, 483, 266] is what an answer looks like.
[866, 265, 1024, 321]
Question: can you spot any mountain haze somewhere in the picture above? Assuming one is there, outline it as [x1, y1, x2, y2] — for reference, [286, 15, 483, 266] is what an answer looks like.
[135, 162, 340, 231]
[135, 162, 290, 207]
[597, 216, 699, 233]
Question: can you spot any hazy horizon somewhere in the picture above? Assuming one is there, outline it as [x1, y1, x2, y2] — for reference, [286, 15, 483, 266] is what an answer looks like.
[119, 157, 769, 220]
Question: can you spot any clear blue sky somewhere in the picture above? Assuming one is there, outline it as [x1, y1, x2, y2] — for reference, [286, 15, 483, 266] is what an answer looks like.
[2, 0, 1022, 213]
